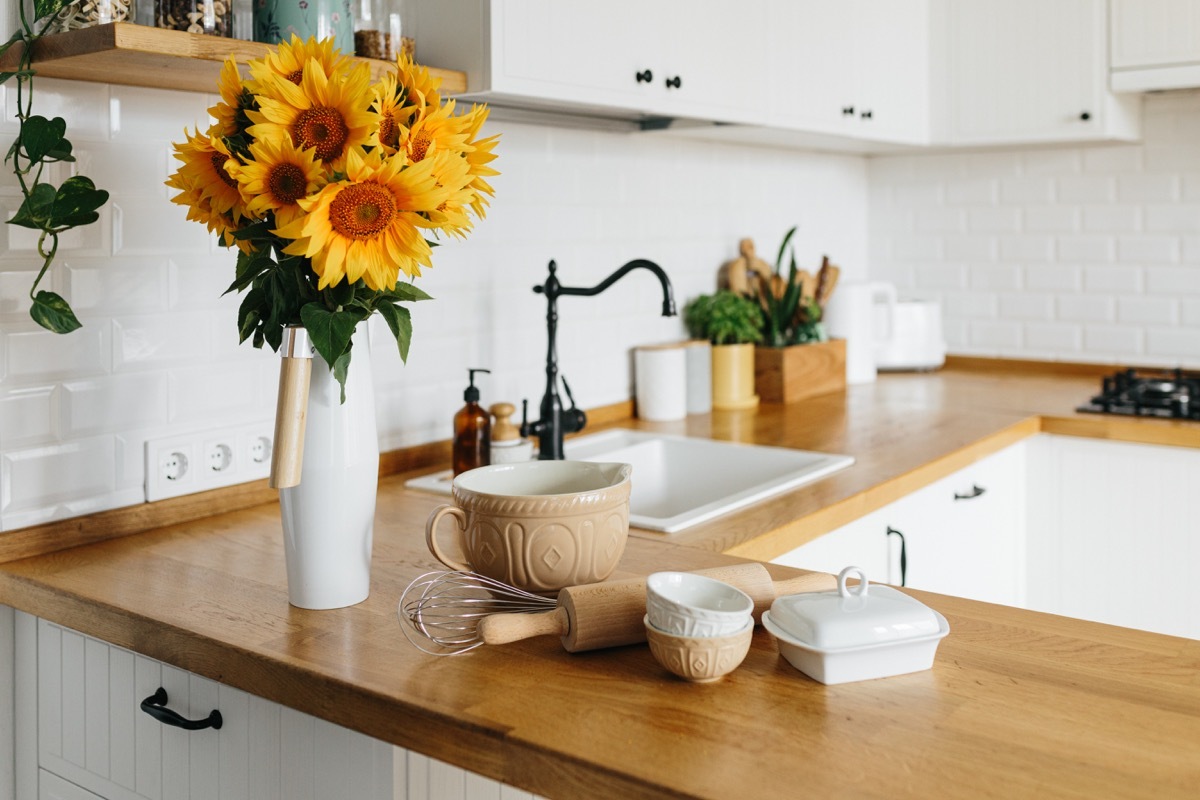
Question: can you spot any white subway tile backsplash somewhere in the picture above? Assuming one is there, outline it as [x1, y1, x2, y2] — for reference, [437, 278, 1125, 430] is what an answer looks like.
[941, 291, 998, 319]
[1117, 235, 1181, 263]
[968, 208, 1021, 233]
[1056, 175, 1116, 204]
[969, 321, 1022, 350]
[112, 199, 211, 255]
[1083, 205, 1141, 233]
[0, 386, 56, 446]
[913, 264, 967, 290]
[1025, 264, 1082, 292]
[66, 258, 168, 313]
[1146, 266, 1200, 294]
[1146, 328, 1200, 363]
[1083, 265, 1142, 293]
[2, 437, 116, 517]
[1021, 150, 1082, 175]
[915, 209, 965, 233]
[946, 179, 997, 206]
[969, 265, 1022, 291]
[1117, 297, 1179, 326]
[1056, 236, 1115, 263]
[113, 313, 212, 371]
[1117, 174, 1181, 203]
[1024, 323, 1083, 353]
[1145, 205, 1200, 233]
[1084, 325, 1144, 356]
[999, 293, 1055, 320]
[5, 326, 110, 382]
[62, 374, 169, 438]
[1183, 299, 1200, 327]
[167, 362, 271, 425]
[1023, 206, 1079, 233]
[1057, 295, 1116, 323]
[943, 235, 997, 262]
[1083, 146, 1142, 173]
[1001, 179, 1054, 205]
[891, 235, 943, 262]
[5, 78, 111, 141]
[999, 236, 1055, 262]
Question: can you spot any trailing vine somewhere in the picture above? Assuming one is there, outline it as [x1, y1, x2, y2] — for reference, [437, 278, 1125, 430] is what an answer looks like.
[0, 0, 110, 333]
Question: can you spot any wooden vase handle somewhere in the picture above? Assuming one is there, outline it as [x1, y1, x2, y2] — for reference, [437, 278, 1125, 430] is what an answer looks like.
[269, 354, 312, 489]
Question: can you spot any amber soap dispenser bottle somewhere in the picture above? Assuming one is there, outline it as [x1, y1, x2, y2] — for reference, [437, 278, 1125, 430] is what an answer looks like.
[453, 368, 491, 476]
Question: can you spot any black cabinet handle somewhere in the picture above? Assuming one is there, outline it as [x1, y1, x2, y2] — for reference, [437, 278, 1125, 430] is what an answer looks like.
[860, 109, 873, 119]
[841, 105, 855, 115]
[140, 688, 223, 731]
[953, 484, 986, 501]
[886, 526, 907, 587]
[1080, 111, 1091, 121]
[635, 69, 653, 83]
[665, 75, 682, 89]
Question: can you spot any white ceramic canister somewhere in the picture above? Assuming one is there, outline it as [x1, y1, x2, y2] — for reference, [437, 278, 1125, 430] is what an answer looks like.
[634, 343, 688, 422]
[823, 282, 895, 385]
[683, 340, 712, 414]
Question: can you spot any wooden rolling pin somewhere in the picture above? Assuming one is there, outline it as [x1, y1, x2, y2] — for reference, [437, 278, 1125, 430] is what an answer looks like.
[478, 562, 836, 653]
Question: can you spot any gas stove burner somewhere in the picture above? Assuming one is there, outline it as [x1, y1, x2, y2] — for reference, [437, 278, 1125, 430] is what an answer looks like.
[1078, 367, 1200, 421]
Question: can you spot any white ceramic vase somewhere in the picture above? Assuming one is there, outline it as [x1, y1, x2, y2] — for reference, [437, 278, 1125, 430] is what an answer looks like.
[279, 325, 379, 609]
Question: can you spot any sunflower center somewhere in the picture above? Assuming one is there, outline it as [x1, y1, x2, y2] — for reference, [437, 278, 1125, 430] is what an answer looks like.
[329, 183, 395, 239]
[268, 163, 308, 205]
[409, 130, 431, 162]
[293, 106, 349, 162]
[210, 152, 238, 189]
[378, 114, 399, 150]
[286, 68, 304, 85]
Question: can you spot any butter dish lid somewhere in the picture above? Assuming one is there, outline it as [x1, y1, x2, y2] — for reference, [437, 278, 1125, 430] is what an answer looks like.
[766, 566, 941, 650]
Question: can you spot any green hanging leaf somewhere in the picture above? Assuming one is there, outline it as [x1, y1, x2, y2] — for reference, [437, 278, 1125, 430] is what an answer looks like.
[300, 303, 359, 369]
[237, 287, 265, 343]
[377, 302, 413, 362]
[0, 70, 35, 85]
[225, 249, 273, 295]
[385, 282, 433, 303]
[9, 182, 56, 229]
[332, 350, 352, 404]
[20, 116, 67, 165]
[50, 175, 108, 229]
[34, 0, 70, 21]
[30, 290, 81, 333]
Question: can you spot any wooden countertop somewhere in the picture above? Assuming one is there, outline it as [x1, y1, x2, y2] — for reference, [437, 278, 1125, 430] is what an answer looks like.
[2, 363, 1199, 798]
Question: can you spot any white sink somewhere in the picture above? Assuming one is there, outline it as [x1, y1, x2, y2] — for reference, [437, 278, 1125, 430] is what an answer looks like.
[404, 429, 854, 533]
[565, 430, 854, 532]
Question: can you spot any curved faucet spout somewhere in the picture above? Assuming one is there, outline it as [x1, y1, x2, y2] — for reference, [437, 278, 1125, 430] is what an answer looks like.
[525, 258, 677, 460]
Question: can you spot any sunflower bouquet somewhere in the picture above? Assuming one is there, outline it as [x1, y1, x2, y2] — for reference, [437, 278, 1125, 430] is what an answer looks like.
[167, 37, 498, 390]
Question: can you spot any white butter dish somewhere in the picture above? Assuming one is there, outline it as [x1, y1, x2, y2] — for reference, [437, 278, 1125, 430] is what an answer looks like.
[761, 566, 949, 685]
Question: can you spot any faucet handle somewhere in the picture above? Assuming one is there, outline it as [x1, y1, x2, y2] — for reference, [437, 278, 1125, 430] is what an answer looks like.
[560, 377, 588, 437]
[561, 377, 578, 409]
[519, 398, 531, 438]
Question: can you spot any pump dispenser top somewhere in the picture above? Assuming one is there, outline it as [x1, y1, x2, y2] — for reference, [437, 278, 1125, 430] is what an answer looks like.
[453, 368, 491, 476]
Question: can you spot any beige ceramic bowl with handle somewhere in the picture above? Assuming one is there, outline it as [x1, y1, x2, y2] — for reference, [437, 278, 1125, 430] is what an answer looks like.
[425, 460, 633, 595]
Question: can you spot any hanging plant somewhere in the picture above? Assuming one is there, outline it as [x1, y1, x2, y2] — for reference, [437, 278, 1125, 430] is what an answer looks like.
[0, 0, 111, 333]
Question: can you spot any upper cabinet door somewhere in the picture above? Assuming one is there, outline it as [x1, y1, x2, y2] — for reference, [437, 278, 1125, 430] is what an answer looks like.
[852, 0, 930, 144]
[413, 0, 767, 123]
[935, 0, 1139, 144]
[1109, 0, 1200, 92]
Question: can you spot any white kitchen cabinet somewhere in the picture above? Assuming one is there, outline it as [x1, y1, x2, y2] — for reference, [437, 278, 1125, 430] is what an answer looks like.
[931, 0, 1140, 145]
[1025, 435, 1200, 640]
[774, 441, 1027, 607]
[11, 613, 543, 800]
[1109, 0, 1200, 91]
[766, 0, 930, 145]
[409, 0, 769, 124]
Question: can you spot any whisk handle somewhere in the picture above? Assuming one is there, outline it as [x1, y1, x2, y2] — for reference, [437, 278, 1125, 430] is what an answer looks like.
[479, 607, 569, 645]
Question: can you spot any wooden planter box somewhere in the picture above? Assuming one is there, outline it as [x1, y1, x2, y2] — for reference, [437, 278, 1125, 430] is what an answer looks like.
[754, 339, 847, 404]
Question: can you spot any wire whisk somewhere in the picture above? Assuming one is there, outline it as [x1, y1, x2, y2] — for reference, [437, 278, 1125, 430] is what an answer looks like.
[398, 570, 555, 655]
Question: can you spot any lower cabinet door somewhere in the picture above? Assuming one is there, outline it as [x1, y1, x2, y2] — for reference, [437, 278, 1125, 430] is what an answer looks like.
[33, 617, 393, 800]
[40, 771, 105, 800]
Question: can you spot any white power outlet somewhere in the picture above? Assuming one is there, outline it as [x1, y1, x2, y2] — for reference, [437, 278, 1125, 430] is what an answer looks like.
[145, 423, 275, 502]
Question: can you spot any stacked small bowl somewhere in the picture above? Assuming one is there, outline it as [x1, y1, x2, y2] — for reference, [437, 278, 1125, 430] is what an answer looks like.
[643, 572, 755, 682]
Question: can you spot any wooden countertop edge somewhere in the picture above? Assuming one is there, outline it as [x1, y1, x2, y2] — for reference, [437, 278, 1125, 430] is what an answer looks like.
[723, 415, 1044, 561]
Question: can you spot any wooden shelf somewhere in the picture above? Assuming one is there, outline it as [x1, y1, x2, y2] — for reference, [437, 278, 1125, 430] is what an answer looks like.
[0, 22, 467, 95]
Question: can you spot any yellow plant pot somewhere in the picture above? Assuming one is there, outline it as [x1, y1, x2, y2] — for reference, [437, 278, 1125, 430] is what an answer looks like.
[711, 343, 759, 410]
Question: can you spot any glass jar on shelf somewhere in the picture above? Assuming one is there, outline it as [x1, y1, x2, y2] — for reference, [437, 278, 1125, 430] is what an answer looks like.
[155, 0, 233, 37]
[43, 0, 136, 33]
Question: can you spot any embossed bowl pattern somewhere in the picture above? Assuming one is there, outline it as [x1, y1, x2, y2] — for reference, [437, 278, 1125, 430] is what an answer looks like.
[644, 616, 754, 683]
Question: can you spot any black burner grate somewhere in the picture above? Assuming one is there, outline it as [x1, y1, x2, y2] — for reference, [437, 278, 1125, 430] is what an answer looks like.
[1077, 368, 1200, 420]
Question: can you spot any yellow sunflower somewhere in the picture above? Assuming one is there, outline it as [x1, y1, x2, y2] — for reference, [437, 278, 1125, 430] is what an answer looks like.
[167, 128, 246, 219]
[248, 34, 353, 89]
[166, 181, 248, 251]
[208, 56, 254, 139]
[226, 133, 327, 228]
[460, 104, 500, 218]
[371, 71, 418, 152]
[395, 97, 471, 165]
[394, 50, 443, 119]
[248, 58, 377, 166]
[275, 147, 452, 290]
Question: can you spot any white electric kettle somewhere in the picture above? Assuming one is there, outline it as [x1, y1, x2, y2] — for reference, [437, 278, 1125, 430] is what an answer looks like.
[871, 285, 946, 372]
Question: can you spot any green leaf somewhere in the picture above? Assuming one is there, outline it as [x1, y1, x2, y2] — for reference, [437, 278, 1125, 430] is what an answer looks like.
[30, 290, 81, 333]
[34, 0, 69, 21]
[237, 287, 265, 343]
[332, 350, 352, 403]
[377, 302, 413, 362]
[50, 175, 108, 229]
[225, 249, 273, 295]
[386, 282, 433, 303]
[300, 303, 359, 369]
[8, 182, 56, 229]
[20, 115, 67, 165]
[0, 70, 35, 85]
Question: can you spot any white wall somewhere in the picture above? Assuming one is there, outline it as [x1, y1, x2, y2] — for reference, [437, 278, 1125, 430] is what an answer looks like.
[0, 77, 868, 531]
[868, 91, 1200, 367]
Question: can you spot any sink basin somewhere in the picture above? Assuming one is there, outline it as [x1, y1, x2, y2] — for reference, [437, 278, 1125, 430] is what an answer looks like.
[404, 429, 853, 533]
[565, 430, 854, 532]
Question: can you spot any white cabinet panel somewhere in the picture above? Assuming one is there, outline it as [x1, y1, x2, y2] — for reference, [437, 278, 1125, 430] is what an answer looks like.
[1109, 0, 1200, 91]
[934, 0, 1139, 144]
[40, 771, 104, 800]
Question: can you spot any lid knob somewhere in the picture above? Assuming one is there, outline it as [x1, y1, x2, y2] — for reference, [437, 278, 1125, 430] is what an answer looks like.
[837, 566, 868, 598]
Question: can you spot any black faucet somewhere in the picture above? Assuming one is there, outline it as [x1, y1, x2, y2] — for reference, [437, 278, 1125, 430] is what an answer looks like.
[521, 258, 677, 460]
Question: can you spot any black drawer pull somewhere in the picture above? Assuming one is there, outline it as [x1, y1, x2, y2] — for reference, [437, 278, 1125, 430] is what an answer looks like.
[665, 75, 682, 89]
[886, 526, 907, 587]
[635, 69, 653, 83]
[140, 687, 223, 731]
[953, 484, 986, 501]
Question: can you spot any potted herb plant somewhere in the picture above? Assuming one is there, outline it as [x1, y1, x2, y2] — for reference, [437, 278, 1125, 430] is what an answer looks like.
[751, 227, 846, 404]
[684, 290, 763, 410]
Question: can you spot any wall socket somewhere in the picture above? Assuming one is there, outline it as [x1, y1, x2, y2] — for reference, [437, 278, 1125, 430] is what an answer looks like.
[145, 423, 275, 502]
